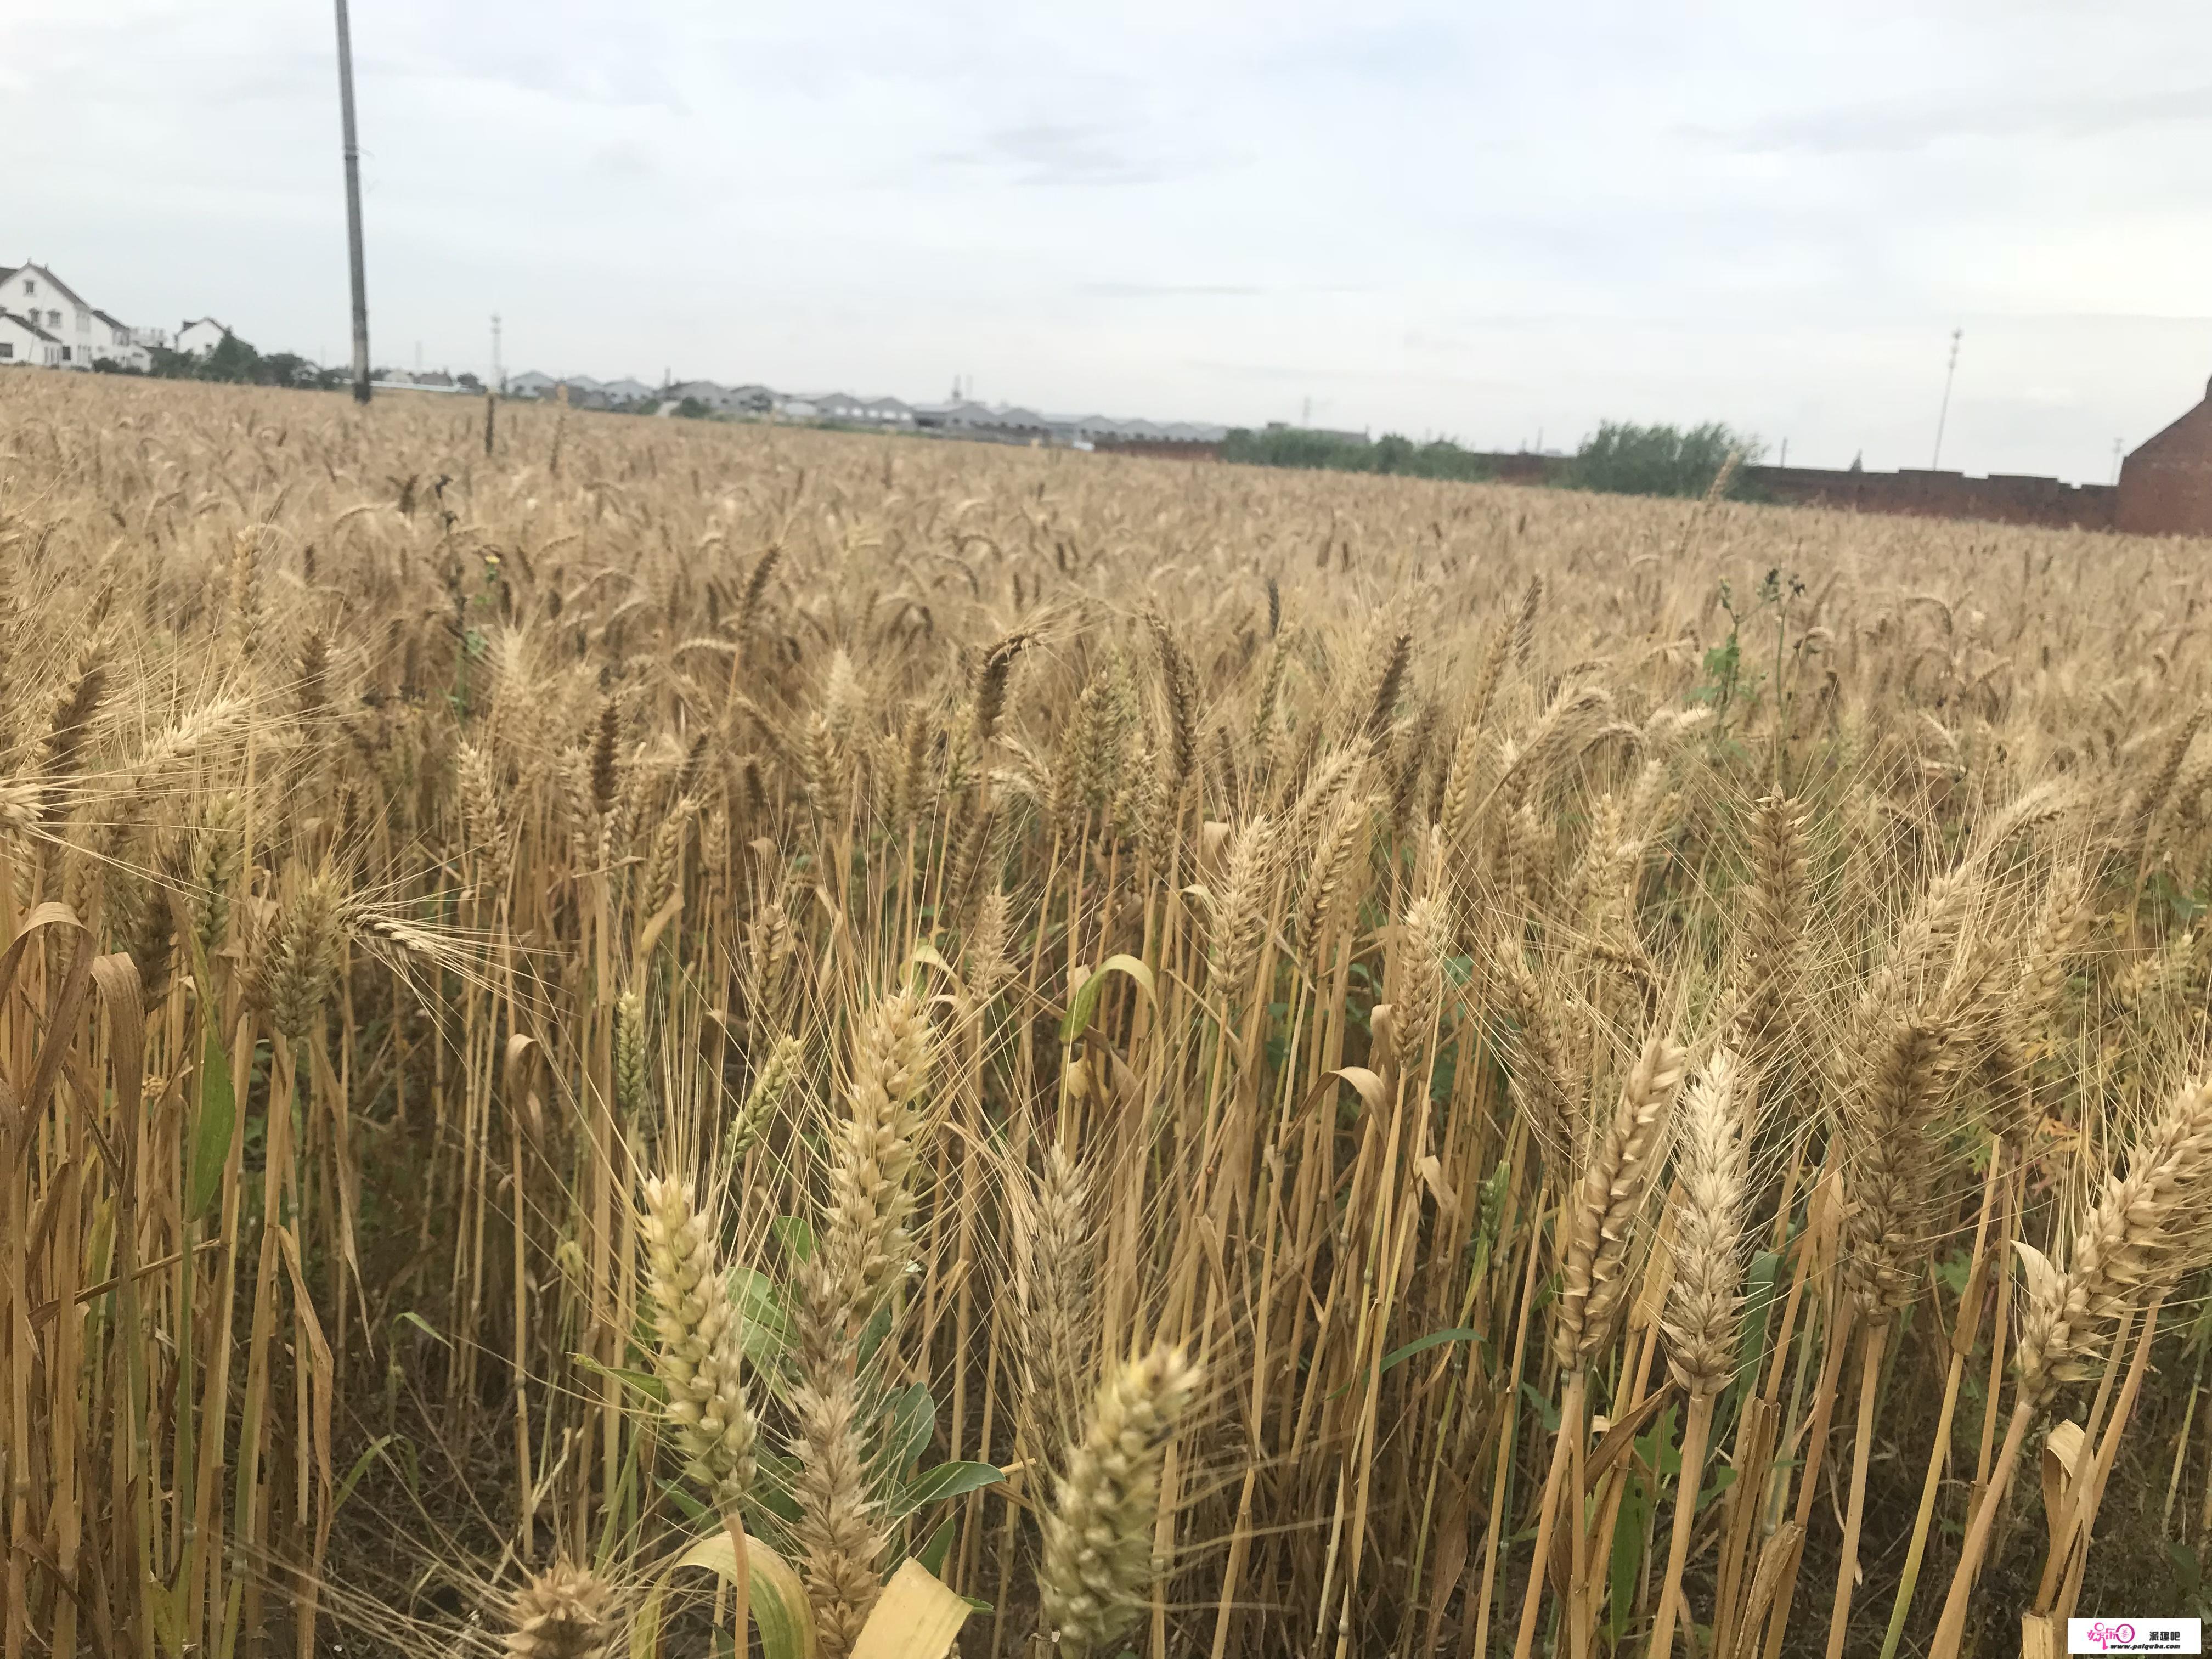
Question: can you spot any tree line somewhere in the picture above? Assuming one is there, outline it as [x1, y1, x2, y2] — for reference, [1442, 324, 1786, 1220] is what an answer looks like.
[1220, 419, 1764, 499]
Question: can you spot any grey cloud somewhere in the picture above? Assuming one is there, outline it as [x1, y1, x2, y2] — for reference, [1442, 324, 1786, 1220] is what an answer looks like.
[1259, 19, 1465, 85]
[1693, 84, 2212, 154]
[934, 122, 1190, 187]
[1190, 359, 1527, 393]
[1081, 281, 1267, 297]
[591, 142, 659, 180]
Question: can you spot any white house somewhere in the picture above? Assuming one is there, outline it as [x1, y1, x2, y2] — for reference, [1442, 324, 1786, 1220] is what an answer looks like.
[91, 309, 150, 371]
[506, 370, 557, 398]
[667, 380, 773, 415]
[0, 263, 100, 368]
[0, 309, 64, 367]
[176, 317, 232, 356]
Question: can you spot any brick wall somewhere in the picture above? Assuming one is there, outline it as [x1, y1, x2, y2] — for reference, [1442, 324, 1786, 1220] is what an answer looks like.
[2117, 392, 2212, 535]
[1448, 454, 2118, 531]
[1746, 465, 2116, 529]
[1117, 439, 2143, 534]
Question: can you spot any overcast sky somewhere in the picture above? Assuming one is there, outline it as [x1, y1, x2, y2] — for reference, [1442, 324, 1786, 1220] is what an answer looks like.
[10, 1, 2212, 482]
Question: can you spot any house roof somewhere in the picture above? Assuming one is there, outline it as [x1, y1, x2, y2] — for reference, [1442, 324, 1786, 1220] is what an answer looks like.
[179, 317, 230, 335]
[11, 264, 89, 309]
[1, 309, 59, 343]
[91, 308, 130, 331]
[2127, 388, 2212, 463]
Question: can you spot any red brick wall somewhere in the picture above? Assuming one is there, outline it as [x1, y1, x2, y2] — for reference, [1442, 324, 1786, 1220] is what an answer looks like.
[2117, 399, 2212, 535]
[1747, 465, 2116, 530]
[1449, 455, 2117, 531]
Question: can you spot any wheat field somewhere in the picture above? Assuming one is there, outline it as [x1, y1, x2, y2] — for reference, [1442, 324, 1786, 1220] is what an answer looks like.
[5, 370, 2211, 1659]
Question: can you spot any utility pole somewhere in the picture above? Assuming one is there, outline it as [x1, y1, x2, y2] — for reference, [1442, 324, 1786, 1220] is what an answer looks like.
[2112, 437, 2124, 484]
[491, 314, 503, 392]
[1779, 438, 1788, 468]
[334, 0, 371, 404]
[1931, 326, 1962, 469]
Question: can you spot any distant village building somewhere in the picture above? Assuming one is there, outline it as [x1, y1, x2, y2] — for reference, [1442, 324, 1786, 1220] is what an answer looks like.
[92, 310, 150, 370]
[0, 263, 152, 369]
[0, 308, 64, 366]
[176, 317, 232, 356]
[664, 381, 774, 414]
[909, 398, 1225, 450]
[2117, 376, 2212, 535]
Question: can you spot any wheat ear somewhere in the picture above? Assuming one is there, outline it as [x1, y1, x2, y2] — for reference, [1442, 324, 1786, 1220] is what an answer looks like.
[1039, 1345, 1203, 1657]
[1554, 1032, 1686, 1370]
[1933, 1079, 2212, 1659]
[1662, 1051, 1750, 1396]
[724, 1032, 802, 1166]
[505, 1562, 618, 1659]
[638, 1175, 758, 1514]
[2016, 1080, 2212, 1407]
[789, 990, 936, 1654]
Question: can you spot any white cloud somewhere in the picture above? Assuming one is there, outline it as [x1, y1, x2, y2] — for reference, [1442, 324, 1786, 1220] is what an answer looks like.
[7, 0, 2212, 478]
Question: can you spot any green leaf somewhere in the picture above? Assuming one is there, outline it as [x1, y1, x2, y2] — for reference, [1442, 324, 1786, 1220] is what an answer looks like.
[657, 1477, 711, 1525]
[1520, 1382, 1561, 1434]
[397, 1310, 450, 1348]
[894, 1460, 1006, 1520]
[1607, 1471, 1650, 1645]
[771, 1216, 816, 1263]
[573, 1351, 668, 1404]
[1637, 1404, 1681, 1482]
[630, 1529, 816, 1659]
[1059, 953, 1155, 1044]
[147, 1578, 185, 1659]
[333, 1435, 399, 1517]
[1380, 1327, 1479, 1376]
[917, 1515, 958, 1578]
[880, 1383, 937, 1480]
[749, 1449, 803, 1524]
[1731, 1249, 1782, 1409]
[730, 1267, 794, 1376]
[1935, 1251, 1974, 1297]
[1699, 1465, 1739, 1514]
[188, 1025, 235, 1221]
[856, 1298, 896, 1373]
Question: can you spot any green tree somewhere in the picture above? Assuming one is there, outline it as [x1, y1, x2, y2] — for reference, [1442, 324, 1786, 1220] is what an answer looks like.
[1220, 426, 1497, 483]
[1568, 421, 1762, 499]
